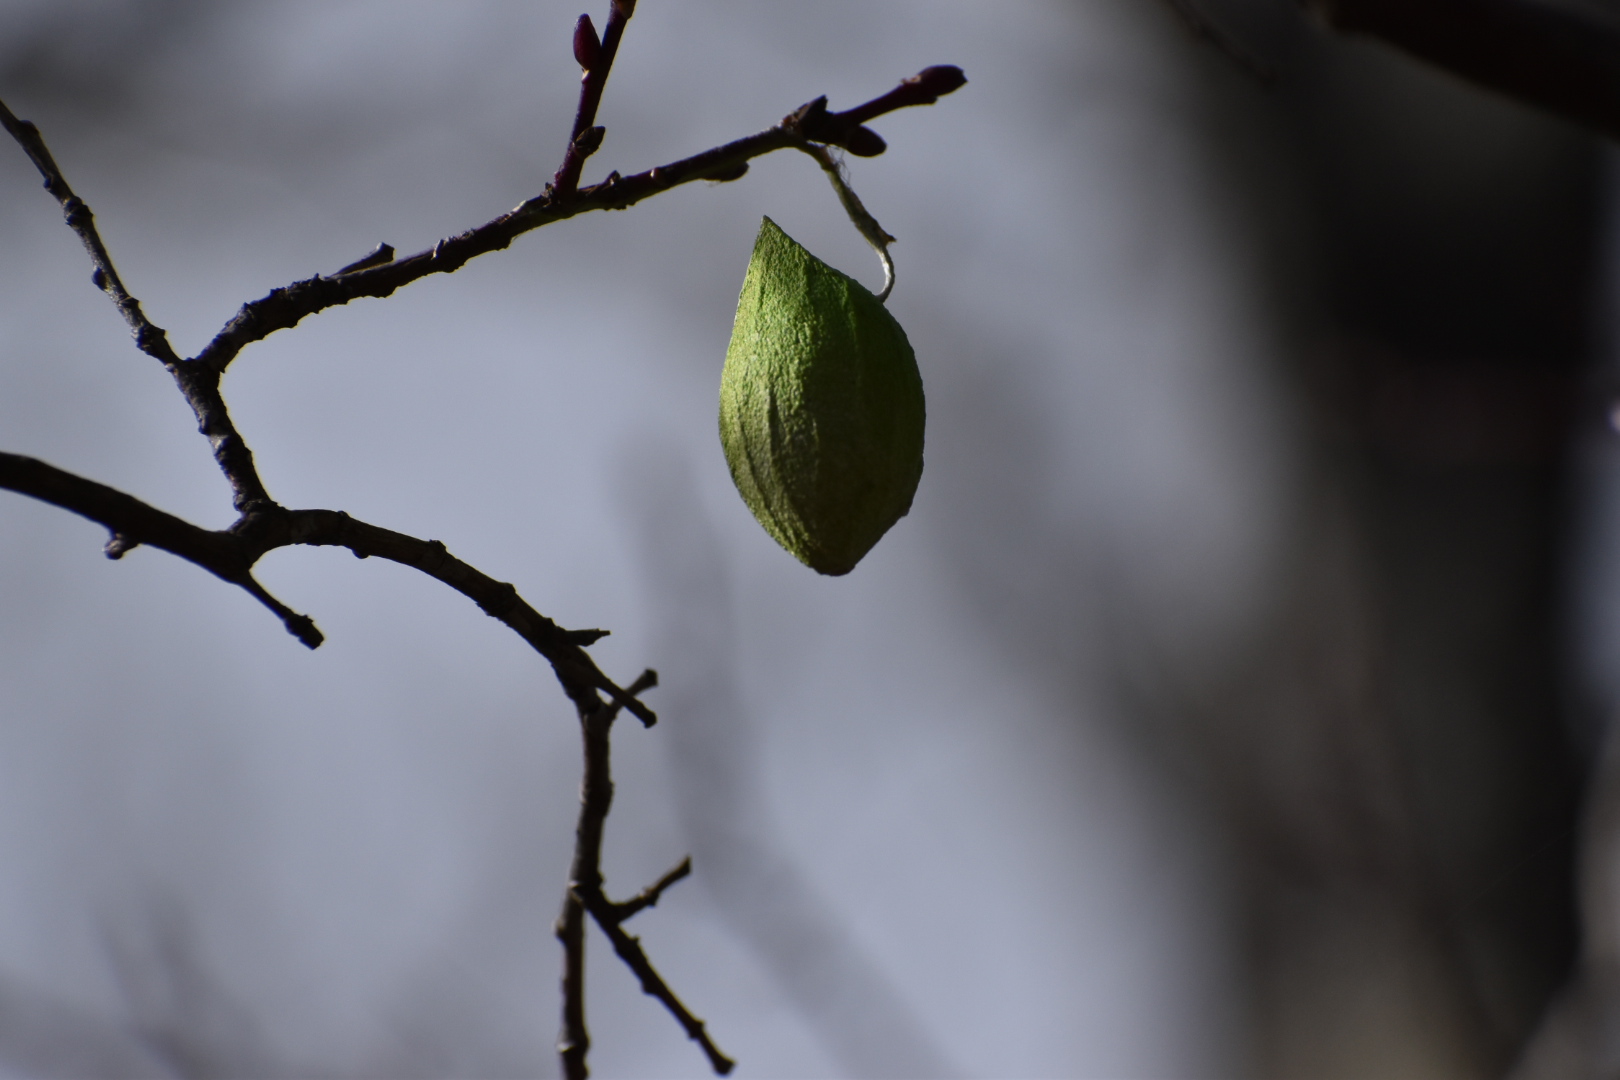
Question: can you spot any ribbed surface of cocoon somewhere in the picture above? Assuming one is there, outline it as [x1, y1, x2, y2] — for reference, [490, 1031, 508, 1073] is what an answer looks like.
[719, 217, 925, 576]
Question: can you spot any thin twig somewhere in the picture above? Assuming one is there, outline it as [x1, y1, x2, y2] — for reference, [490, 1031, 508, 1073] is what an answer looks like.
[557, 667, 730, 1077]
[0, 99, 182, 367]
[0, 452, 316, 645]
[602, 856, 690, 922]
[553, 0, 636, 200]
[0, 98, 274, 512]
[584, 888, 734, 1075]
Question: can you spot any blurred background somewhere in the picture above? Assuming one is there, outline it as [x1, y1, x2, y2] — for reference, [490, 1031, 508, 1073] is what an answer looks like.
[0, 1, 1614, 1076]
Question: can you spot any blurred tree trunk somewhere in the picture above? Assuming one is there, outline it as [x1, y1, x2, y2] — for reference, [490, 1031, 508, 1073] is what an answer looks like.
[1156, 5, 1603, 1074]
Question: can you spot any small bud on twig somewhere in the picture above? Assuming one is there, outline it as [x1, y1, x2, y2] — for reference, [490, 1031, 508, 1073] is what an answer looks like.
[573, 125, 605, 157]
[573, 14, 602, 71]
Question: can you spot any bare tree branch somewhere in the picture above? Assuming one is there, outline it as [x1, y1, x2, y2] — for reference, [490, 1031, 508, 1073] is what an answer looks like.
[1303, 0, 1620, 141]
[558, 673, 731, 1079]
[0, 453, 654, 722]
[0, 99, 273, 514]
[583, 885, 733, 1076]
[0, 99, 181, 368]
[187, 64, 965, 376]
[602, 855, 690, 923]
[0, 452, 317, 646]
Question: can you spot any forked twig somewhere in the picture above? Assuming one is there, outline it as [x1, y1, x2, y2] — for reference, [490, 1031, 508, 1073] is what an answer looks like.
[557, 668, 732, 1080]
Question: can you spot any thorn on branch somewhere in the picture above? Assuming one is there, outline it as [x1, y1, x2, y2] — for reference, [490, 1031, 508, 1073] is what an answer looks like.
[567, 628, 612, 646]
[334, 243, 395, 276]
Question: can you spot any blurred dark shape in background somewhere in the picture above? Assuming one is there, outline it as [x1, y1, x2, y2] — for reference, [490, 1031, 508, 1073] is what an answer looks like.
[1151, 2, 1601, 1074]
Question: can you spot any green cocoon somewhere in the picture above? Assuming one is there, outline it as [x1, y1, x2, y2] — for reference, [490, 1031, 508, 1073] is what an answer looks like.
[719, 217, 925, 576]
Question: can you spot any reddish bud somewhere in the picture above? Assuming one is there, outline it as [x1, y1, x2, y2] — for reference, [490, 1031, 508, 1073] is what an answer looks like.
[573, 14, 601, 70]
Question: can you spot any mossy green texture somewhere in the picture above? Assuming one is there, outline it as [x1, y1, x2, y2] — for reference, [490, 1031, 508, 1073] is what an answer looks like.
[719, 217, 925, 576]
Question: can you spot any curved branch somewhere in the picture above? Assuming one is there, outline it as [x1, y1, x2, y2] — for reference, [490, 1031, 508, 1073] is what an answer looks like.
[0, 452, 314, 645]
[0, 452, 652, 723]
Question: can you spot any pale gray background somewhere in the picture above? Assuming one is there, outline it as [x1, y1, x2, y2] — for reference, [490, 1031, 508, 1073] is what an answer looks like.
[0, 2, 1411, 1076]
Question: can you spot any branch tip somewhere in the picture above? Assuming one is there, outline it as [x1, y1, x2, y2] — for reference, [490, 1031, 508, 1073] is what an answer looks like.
[908, 64, 968, 99]
[284, 613, 324, 649]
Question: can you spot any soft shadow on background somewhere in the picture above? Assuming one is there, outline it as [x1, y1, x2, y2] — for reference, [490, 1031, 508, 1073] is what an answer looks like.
[0, 2, 1615, 1077]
